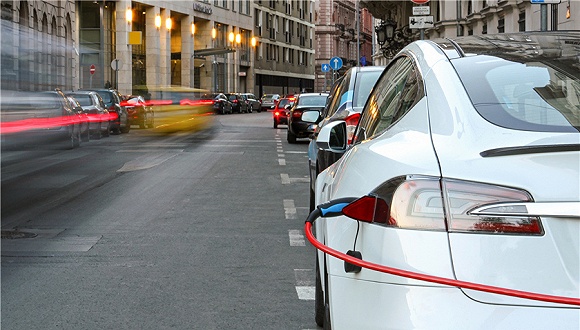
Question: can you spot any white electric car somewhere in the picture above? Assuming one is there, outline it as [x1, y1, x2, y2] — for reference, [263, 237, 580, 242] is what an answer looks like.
[312, 32, 580, 329]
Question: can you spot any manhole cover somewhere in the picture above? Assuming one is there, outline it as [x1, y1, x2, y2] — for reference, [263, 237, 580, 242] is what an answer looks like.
[1, 230, 38, 239]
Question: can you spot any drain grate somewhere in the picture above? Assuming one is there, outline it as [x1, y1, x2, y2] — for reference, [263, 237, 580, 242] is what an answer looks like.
[1, 230, 38, 239]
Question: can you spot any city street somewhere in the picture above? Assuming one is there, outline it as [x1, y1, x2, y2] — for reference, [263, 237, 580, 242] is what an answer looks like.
[1, 111, 319, 329]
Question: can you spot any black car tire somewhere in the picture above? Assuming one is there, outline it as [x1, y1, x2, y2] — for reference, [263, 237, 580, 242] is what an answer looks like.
[274, 120, 278, 128]
[92, 128, 102, 140]
[140, 113, 147, 129]
[287, 130, 297, 143]
[248, 105, 253, 113]
[323, 303, 332, 330]
[104, 124, 111, 137]
[310, 185, 316, 213]
[315, 256, 325, 327]
[82, 127, 90, 143]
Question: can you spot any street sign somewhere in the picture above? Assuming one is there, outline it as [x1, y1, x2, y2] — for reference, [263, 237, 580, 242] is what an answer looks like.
[329, 56, 343, 71]
[110, 59, 122, 71]
[89, 64, 96, 75]
[530, 0, 561, 3]
[411, 0, 430, 4]
[410, 16, 434, 29]
[413, 6, 430, 15]
[321, 63, 330, 72]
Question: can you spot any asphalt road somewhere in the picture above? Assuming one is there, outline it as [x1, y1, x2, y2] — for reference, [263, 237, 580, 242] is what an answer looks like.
[1, 111, 319, 329]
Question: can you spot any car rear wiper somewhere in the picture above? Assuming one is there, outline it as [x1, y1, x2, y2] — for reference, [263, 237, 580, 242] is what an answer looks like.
[480, 144, 580, 157]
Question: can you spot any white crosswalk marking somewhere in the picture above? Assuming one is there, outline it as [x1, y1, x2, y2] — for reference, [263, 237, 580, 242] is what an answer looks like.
[294, 269, 315, 300]
[284, 199, 297, 219]
[288, 229, 305, 246]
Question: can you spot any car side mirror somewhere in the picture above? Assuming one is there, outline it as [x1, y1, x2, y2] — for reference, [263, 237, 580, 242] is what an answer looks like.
[316, 120, 347, 151]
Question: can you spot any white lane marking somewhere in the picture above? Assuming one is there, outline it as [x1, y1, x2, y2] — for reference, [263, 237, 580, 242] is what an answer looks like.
[278, 153, 284, 158]
[281, 174, 309, 184]
[285, 151, 308, 154]
[294, 269, 315, 300]
[281, 173, 291, 184]
[289, 229, 305, 246]
[278, 158, 286, 166]
[295, 286, 315, 300]
[284, 200, 297, 219]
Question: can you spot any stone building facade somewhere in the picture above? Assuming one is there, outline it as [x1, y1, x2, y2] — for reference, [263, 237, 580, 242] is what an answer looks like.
[0, 0, 317, 97]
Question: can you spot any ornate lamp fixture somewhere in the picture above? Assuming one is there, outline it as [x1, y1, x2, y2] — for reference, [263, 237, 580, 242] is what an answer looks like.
[375, 19, 414, 59]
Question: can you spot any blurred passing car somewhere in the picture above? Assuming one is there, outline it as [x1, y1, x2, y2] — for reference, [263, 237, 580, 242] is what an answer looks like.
[260, 93, 280, 112]
[66, 95, 91, 143]
[308, 65, 384, 210]
[67, 91, 111, 140]
[240, 93, 260, 113]
[201, 92, 232, 115]
[225, 93, 249, 113]
[312, 32, 580, 329]
[1, 89, 82, 150]
[272, 96, 295, 128]
[286, 92, 328, 143]
[122, 95, 154, 128]
[85, 88, 130, 134]
[147, 86, 214, 133]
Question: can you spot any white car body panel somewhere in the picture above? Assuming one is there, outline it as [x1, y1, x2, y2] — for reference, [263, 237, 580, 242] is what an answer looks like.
[314, 34, 580, 328]
[329, 276, 580, 330]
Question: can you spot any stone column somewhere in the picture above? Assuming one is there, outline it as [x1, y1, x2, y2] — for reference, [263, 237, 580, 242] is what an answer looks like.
[116, 0, 131, 95]
[159, 8, 171, 87]
[145, 7, 160, 93]
[182, 15, 194, 88]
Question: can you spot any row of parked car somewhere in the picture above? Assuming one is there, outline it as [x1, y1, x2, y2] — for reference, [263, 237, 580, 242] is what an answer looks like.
[2, 87, 161, 150]
[201, 92, 260, 114]
[290, 31, 580, 329]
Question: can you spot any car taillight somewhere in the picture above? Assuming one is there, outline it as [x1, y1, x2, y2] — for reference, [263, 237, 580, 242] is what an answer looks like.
[292, 110, 302, 118]
[342, 176, 542, 235]
[344, 113, 361, 145]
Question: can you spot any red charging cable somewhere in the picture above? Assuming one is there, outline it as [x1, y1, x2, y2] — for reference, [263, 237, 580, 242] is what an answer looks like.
[305, 222, 580, 306]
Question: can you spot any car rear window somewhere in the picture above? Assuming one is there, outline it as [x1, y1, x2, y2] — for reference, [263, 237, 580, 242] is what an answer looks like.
[452, 55, 580, 133]
[298, 95, 327, 107]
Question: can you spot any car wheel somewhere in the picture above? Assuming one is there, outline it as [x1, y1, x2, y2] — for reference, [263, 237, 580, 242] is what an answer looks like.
[315, 256, 325, 327]
[140, 113, 147, 129]
[120, 121, 130, 133]
[92, 128, 102, 140]
[274, 120, 278, 128]
[104, 123, 111, 137]
[323, 303, 332, 330]
[309, 186, 316, 213]
[82, 126, 90, 143]
[248, 105, 253, 113]
[287, 130, 297, 144]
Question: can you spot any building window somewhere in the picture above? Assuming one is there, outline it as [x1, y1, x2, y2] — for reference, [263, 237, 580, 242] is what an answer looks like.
[518, 11, 526, 31]
[498, 17, 505, 33]
[482, 22, 487, 34]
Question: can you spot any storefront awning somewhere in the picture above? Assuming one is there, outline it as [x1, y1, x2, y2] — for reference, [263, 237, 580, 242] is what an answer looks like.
[193, 47, 236, 57]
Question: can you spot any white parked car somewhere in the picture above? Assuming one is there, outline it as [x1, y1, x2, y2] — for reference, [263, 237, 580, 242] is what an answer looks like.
[311, 32, 580, 329]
